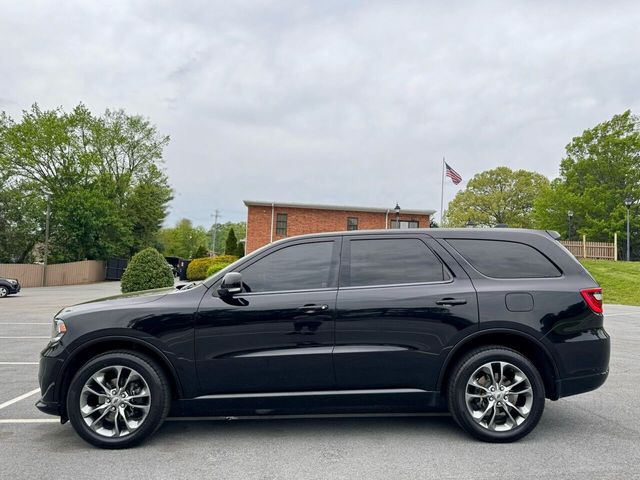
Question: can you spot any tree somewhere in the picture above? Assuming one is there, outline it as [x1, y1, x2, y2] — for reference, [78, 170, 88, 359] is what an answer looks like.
[225, 228, 238, 255]
[445, 167, 549, 228]
[157, 218, 209, 259]
[209, 221, 246, 254]
[235, 240, 245, 258]
[0, 103, 172, 262]
[192, 245, 208, 259]
[533, 110, 640, 257]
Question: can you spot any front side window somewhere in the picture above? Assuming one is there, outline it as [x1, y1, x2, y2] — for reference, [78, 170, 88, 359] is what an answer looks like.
[347, 238, 448, 287]
[447, 239, 561, 278]
[241, 241, 334, 292]
[276, 213, 287, 235]
[347, 217, 358, 231]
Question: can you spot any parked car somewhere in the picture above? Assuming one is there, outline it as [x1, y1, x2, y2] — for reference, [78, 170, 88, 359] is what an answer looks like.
[37, 228, 609, 448]
[0, 277, 21, 297]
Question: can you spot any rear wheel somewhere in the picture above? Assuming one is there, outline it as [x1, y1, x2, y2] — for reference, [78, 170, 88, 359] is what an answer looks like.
[0, 286, 8, 297]
[447, 346, 545, 442]
[67, 351, 170, 448]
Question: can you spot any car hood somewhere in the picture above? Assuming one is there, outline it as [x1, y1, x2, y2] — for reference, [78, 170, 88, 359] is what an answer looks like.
[56, 286, 176, 318]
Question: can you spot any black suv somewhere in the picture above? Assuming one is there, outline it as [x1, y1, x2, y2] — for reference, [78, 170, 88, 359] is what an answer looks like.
[0, 277, 21, 297]
[37, 229, 609, 448]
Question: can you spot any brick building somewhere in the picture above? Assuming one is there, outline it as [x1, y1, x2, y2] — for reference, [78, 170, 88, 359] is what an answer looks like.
[244, 200, 435, 253]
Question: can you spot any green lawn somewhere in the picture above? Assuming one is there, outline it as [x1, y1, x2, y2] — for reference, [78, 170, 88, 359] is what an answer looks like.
[580, 259, 640, 306]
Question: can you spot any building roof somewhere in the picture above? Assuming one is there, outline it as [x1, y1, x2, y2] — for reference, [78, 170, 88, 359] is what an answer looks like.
[243, 200, 435, 216]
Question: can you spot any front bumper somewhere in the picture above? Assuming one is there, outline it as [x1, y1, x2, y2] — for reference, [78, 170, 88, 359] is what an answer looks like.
[36, 343, 66, 418]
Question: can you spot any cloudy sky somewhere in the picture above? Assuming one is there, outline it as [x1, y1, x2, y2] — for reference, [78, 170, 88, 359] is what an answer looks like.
[2, 1, 639, 225]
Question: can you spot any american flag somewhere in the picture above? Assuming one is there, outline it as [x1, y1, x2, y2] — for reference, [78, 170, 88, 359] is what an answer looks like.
[445, 162, 462, 185]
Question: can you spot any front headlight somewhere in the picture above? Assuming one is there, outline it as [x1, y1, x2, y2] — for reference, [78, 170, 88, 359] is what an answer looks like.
[51, 318, 67, 342]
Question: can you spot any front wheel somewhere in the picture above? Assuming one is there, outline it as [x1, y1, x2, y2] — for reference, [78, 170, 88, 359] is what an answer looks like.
[447, 346, 545, 442]
[67, 351, 170, 448]
[0, 286, 8, 298]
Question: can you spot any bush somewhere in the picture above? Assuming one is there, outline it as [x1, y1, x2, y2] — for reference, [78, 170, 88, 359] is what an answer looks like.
[187, 255, 238, 281]
[205, 261, 233, 277]
[121, 248, 174, 293]
[192, 245, 208, 259]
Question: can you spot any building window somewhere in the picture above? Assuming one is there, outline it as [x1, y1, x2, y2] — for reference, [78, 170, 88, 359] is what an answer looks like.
[390, 220, 419, 229]
[347, 217, 358, 231]
[276, 213, 288, 235]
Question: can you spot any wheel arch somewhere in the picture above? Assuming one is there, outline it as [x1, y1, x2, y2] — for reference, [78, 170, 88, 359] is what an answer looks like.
[57, 336, 184, 409]
[438, 329, 560, 400]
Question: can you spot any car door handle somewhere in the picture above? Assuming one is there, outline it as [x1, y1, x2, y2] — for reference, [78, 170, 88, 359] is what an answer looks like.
[435, 297, 467, 306]
[297, 304, 329, 314]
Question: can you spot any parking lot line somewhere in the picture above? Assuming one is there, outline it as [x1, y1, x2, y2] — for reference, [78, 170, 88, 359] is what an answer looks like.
[0, 336, 49, 339]
[0, 322, 50, 325]
[0, 388, 41, 410]
[0, 419, 59, 424]
[0, 362, 39, 365]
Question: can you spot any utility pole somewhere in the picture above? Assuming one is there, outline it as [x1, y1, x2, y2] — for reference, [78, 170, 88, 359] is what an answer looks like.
[211, 209, 220, 255]
[43, 192, 51, 287]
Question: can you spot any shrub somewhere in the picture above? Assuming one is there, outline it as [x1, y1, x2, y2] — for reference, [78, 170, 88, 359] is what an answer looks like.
[205, 261, 233, 277]
[187, 255, 238, 281]
[121, 248, 174, 293]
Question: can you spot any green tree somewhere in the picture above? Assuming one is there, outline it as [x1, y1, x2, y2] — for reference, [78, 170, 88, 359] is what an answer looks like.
[235, 240, 245, 258]
[209, 221, 246, 254]
[533, 110, 640, 257]
[225, 228, 238, 255]
[445, 167, 549, 227]
[0, 103, 172, 262]
[157, 218, 209, 259]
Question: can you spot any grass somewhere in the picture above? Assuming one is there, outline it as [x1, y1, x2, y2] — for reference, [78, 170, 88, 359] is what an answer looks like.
[580, 259, 640, 306]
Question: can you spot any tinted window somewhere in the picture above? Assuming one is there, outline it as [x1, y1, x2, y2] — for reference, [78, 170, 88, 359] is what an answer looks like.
[448, 239, 561, 278]
[348, 238, 448, 287]
[241, 241, 334, 292]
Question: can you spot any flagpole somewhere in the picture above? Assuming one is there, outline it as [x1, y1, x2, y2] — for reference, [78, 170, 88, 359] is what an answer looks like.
[440, 156, 445, 225]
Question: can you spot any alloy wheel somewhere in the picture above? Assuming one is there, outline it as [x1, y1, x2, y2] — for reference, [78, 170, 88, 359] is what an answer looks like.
[464, 361, 533, 432]
[79, 365, 151, 438]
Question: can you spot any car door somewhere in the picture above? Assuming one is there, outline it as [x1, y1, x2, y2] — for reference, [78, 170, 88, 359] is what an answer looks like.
[195, 237, 340, 394]
[334, 233, 478, 391]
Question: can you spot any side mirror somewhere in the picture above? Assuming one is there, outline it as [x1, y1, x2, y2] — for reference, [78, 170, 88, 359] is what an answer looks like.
[217, 272, 243, 297]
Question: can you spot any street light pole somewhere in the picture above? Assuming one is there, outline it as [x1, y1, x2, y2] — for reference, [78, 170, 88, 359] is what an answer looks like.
[394, 203, 401, 229]
[567, 210, 574, 241]
[43, 193, 51, 287]
[625, 198, 632, 261]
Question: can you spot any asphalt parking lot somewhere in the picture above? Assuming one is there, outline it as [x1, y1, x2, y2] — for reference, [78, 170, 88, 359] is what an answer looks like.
[0, 283, 639, 480]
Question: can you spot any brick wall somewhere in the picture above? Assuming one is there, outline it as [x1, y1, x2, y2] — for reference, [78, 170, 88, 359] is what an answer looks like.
[246, 205, 430, 253]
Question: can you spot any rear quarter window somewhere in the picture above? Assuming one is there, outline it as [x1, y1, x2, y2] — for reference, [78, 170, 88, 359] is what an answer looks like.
[447, 239, 561, 279]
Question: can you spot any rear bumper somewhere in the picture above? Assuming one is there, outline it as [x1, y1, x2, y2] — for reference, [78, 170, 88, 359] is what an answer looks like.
[555, 370, 609, 398]
[548, 327, 610, 399]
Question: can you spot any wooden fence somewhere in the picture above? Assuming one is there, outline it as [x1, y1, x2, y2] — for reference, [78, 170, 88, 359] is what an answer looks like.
[560, 234, 617, 260]
[0, 260, 105, 287]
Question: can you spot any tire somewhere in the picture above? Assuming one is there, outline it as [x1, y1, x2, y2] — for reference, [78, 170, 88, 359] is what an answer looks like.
[447, 346, 545, 443]
[0, 286, 8, 298]
[67, 351, 171, 449]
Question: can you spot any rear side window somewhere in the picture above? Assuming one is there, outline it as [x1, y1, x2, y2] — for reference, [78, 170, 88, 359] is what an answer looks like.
[347, 238, 449, 287]
[448, 239, 561, 278]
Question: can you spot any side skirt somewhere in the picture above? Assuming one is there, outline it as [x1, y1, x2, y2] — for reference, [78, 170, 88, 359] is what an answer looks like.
[170, 388, 446, 417]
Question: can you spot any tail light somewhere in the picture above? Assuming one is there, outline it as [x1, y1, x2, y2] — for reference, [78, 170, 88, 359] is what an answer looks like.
[581, 288, 603, 314]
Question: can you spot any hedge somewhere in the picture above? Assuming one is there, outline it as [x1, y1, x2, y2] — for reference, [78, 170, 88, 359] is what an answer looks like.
[121, 248, 174, 293]
[187, 255, 238, 281]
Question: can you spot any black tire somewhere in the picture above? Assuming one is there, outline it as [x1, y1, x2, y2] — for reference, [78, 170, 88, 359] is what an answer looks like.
[67, 351, 171, 449]
[0, 286, 8, 298]
[447, 346, 545, 443]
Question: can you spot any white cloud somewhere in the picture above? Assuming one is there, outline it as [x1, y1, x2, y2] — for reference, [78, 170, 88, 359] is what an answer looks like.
[1, 0, 639, 225]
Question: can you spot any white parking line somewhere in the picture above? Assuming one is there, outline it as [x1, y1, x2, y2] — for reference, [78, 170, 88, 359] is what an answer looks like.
[605, 312, 638, 317]
[0, 323, 50, 325]
[0, 388, 41, 410]
[0, 362, 39, 365]
[0, 419, 58, 424]
[0, 336, 49, 339]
